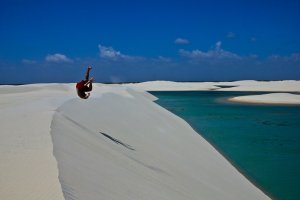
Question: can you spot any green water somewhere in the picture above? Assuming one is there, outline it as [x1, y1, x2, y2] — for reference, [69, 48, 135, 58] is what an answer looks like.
[151, 91, 300, 200]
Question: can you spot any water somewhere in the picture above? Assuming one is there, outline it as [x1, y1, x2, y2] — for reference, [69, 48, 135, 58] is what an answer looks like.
[151, 91, 300, 200]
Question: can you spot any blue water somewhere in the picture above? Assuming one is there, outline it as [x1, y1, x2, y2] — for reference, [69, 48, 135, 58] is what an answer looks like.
[151, 91, 300, 200]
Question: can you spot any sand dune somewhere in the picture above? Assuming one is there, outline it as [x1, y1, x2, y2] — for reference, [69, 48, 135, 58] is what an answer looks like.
[229, 93, 300, 105]
[51, 88, 270, 199]
[125, 80, 300, 104]
[1, 81, 292, 199]
[0, 84, 74, 200]
[124, 80, 300, 92]
[123, 81, 219, 91]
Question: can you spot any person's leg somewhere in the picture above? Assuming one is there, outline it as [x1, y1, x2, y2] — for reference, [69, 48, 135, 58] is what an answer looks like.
[84, 66, 92, 81]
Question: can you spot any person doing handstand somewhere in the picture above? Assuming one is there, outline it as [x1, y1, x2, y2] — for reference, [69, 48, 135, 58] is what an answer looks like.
[76, 66, 94, 99]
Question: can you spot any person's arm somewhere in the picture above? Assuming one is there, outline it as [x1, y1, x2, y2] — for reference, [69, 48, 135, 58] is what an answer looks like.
[84, 80, 92, 87]
[84, 77, 94, 86]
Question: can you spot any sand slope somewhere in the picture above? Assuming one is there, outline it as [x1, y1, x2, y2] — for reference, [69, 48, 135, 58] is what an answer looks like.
[51, 88, 270, 200]
[0, 84, 74, 200]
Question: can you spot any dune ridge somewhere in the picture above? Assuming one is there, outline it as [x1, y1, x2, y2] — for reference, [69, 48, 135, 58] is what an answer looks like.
[50, 87, 270, 200]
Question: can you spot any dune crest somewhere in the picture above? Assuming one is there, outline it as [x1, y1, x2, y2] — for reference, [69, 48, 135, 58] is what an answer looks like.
[50, 88, 270, 200]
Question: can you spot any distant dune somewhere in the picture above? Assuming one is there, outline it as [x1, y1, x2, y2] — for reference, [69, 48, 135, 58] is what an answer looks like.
[229, 93, 300, 105]
[124, 80, 300, 105]
[123, 80, 300, 92]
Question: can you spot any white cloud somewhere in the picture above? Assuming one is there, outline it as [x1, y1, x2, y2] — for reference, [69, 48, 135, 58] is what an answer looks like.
[226, 32, 236, 39]
[179, 41, 241, 60]
[98, 44, 130, 60]
[157, 56, 172, 62]
[45, 53, 73, 63]
[99, 45, 123, 59]
[267, 53, 300, 62]
[215, 41, 222, 51]
[22, 59, 37, 64]
[174, 38, 189, 45]
[98, 44, 144, 61]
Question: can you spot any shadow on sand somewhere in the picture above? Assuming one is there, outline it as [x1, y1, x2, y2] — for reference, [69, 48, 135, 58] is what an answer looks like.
[100, 132, 135, 151]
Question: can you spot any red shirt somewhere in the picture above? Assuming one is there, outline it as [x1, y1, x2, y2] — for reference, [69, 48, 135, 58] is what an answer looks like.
[76, 80, 87, 89]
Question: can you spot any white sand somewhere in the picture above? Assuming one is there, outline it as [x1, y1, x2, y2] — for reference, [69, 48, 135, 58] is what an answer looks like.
[216, 80, 300, 92]
[229, 93, 300, 105]
[3, 81, 296, 199]
[125, 80, 300, 104]
[0, 81, 300, 200]
[123, 81, 219, 91]
[0, 83, 271, 200]
[51, 87, 269, 200]
[124, 80, 300, 92]
[0, 84, 75, 200]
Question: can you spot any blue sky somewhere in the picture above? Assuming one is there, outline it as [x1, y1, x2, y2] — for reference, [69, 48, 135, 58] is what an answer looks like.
[0, 0, 299, 83]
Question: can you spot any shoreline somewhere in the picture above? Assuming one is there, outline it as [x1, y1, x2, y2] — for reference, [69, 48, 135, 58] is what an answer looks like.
[189, 131, 275, 200]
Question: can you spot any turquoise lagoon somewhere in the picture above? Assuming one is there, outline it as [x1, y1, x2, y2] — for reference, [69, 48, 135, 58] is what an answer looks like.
[151, 91, 300, 200]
